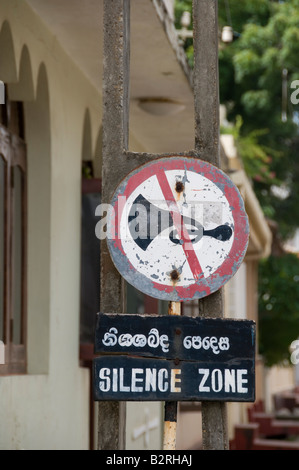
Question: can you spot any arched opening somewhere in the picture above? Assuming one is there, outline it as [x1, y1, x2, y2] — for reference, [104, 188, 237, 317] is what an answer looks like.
[24, 62, 51, 374]
[80, 111, 101, 450]
[0, 21, 18, 84]
[93, 126, 102, 179]
[82, 109, 93, 164]
[0, 21, 28, 374]
[80, 110, 101, 351]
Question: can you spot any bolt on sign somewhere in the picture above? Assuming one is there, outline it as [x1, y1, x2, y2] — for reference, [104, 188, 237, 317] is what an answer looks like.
[105, 156, 249, 302]
[93, 314, 255, 402]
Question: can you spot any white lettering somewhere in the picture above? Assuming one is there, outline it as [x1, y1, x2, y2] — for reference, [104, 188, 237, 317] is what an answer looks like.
[198, 368, 210, 392]
[291, 339, 299, 365]
[198, 368, 249, 395]
[98, 367, 181, 393]
[291, 80, 299, 105]
[0, 340, 4, 365]
[119, 368, 130, 392]
[237, 369, 248, 393]
[95, 203, 115, 240]
[102, 327, 169, 353]
[150, 455, 192, 466]
[112, 368, 118, 392]
[145, 368, 157, 392]
[183, 335, 230, 354]
[128, 203, 148, 239]
[102, 327, 118, 346]
[158, 369, 168, 392]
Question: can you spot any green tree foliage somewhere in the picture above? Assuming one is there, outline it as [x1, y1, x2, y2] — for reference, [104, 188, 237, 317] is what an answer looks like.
[175, 0, 299, 366]
[259, 253, 299, 367]
[176, 0, 299, 239]
[218, 0, 299, 366]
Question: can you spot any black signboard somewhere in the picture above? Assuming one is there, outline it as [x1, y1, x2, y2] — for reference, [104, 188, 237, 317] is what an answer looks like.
[93, 355, 254, 402]
[93, 313, 255, 402]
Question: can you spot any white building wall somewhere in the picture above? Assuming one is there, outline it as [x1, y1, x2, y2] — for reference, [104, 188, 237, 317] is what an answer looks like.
[0, 0, 100, 449]
[0, 0, 166, 450]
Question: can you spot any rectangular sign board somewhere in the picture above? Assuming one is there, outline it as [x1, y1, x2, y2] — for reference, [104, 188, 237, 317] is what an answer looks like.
[93, 313, 255, 402]
[93, 355, 255, 402]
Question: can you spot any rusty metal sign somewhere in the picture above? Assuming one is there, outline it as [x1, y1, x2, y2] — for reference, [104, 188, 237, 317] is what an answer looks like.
[93, 313, 255, 402]
[106, 156, 249, 301]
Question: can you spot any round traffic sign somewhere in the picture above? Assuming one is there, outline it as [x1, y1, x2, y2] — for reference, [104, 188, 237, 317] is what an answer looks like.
[106, 156, 249, 301]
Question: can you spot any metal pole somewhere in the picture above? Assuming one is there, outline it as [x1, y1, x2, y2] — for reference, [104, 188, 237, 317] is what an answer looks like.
[163, 301, 181, 450]
[98, 0, 229, 451]
[98, 0, 130, 450]
[193, 0, 229, 450]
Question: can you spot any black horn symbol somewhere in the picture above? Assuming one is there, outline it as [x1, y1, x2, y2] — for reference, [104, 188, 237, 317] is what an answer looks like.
[128, 194, 233, 251]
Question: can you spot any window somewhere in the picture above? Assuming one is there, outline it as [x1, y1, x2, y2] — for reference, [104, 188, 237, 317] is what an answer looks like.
[0, 96, 27, 374]
[80, 164, 101, 450]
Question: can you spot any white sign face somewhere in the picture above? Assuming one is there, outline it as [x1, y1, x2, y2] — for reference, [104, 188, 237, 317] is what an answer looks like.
[107, 157, 249, 301]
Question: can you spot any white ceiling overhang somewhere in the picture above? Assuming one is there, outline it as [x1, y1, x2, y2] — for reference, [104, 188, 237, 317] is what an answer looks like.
[26, 0, 195, 153]
[230, 169, 272, 260]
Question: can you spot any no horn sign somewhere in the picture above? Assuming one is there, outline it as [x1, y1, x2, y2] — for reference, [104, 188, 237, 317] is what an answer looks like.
[106, 157, 249, 301]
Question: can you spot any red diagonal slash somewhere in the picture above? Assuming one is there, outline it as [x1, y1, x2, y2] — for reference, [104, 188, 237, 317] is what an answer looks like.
[156, 170, 204, 281]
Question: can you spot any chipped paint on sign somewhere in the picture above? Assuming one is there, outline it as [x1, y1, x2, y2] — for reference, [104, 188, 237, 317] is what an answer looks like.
[107, 156, 249, 301]
[93, 314, 255, 402]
